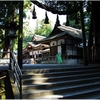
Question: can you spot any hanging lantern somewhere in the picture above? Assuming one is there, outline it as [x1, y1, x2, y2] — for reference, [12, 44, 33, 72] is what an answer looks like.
[32, 5, 37, 19]
[5, 21, 18, 39]
[55, 15, 60, 26]
[44, 11, 49, 24]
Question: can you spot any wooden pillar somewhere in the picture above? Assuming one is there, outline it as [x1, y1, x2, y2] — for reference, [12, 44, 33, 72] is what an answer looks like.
[18, 1, 23, 69]
[80, 1, 88, 66]
[92, 1, 100, 63]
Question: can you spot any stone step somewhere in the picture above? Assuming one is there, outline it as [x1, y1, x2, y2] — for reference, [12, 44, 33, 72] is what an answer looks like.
[22, 81, 100, 99]
[22, 77, 100, 91]
[21, 64, 100, 99]
[38, 89, 100, 99]
[22, 72, 100, 85]
[22, 65, 100, 74]
[64, 87, 100, 99]
[22, 64, 100, 70]
[22, 68, 100, 79]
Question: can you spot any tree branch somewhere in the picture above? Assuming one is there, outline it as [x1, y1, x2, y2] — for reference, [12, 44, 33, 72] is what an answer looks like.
[31, 0, 80, 15]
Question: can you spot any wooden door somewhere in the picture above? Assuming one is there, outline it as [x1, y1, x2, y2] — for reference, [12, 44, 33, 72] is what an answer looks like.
[50, 46, 57, 56]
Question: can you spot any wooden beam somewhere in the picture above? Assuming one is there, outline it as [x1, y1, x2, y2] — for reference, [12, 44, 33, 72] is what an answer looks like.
[18, 1, 23, 69]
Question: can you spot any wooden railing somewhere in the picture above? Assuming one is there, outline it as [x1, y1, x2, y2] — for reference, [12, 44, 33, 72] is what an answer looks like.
[0, 51, 22, 99]
[10, 51, 22, 99]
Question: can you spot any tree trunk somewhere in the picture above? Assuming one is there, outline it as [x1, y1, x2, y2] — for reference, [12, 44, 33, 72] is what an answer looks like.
[18, 1, 23, 69]
[88, 10, 93, 63]
[80, 1, 88, 66]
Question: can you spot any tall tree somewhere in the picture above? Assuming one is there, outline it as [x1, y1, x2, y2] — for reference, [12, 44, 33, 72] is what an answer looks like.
[0, 1, 19, 57]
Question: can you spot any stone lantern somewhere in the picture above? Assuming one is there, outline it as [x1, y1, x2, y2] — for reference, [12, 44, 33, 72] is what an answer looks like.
[5, 21, 18, 39]
[4, 21, 19, 69]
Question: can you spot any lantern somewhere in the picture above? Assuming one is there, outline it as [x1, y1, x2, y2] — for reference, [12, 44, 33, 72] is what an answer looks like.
[5, 21, 18, 39]
[32, 5, 37, 19]
[44, 11, 49, 24]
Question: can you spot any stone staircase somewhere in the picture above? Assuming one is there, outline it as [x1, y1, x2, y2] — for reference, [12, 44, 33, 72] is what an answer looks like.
[21, 64, 100, 99]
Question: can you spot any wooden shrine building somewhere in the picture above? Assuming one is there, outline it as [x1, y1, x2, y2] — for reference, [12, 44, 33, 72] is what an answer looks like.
[38, 17, 83, 64]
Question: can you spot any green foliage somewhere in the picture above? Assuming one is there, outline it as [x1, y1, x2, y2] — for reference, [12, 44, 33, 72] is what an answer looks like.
[41, 1, 91, 37]
[0, 1, 92, 51]
[0, 29, 4, 49]
[13, 38, 18, 51]
[24, 0, 32, 9]
[23, 10, 27, 18]
[0, 1, 20, 24]
[40, 1, 80, 14]
[63, 10, 91, 36]
[22, 22, 34, 48]
[23, 36, 32, 48]
[23, 0, 32, 18]
[0, 1, 20, 51]
[34, 19, 52, 36]
[84, 11, 91, 36]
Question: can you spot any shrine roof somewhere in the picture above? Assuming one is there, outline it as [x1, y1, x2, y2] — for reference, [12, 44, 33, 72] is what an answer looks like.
[38, 25, 82, 43]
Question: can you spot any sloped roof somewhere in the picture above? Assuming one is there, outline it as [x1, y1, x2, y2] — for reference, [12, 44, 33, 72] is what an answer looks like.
[58, 25, 82, 39]
[28, 42, 49, 48]
[32, 34, 46, 42]
[38, 25, 82, 43]
[27, 42, 49, 50]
